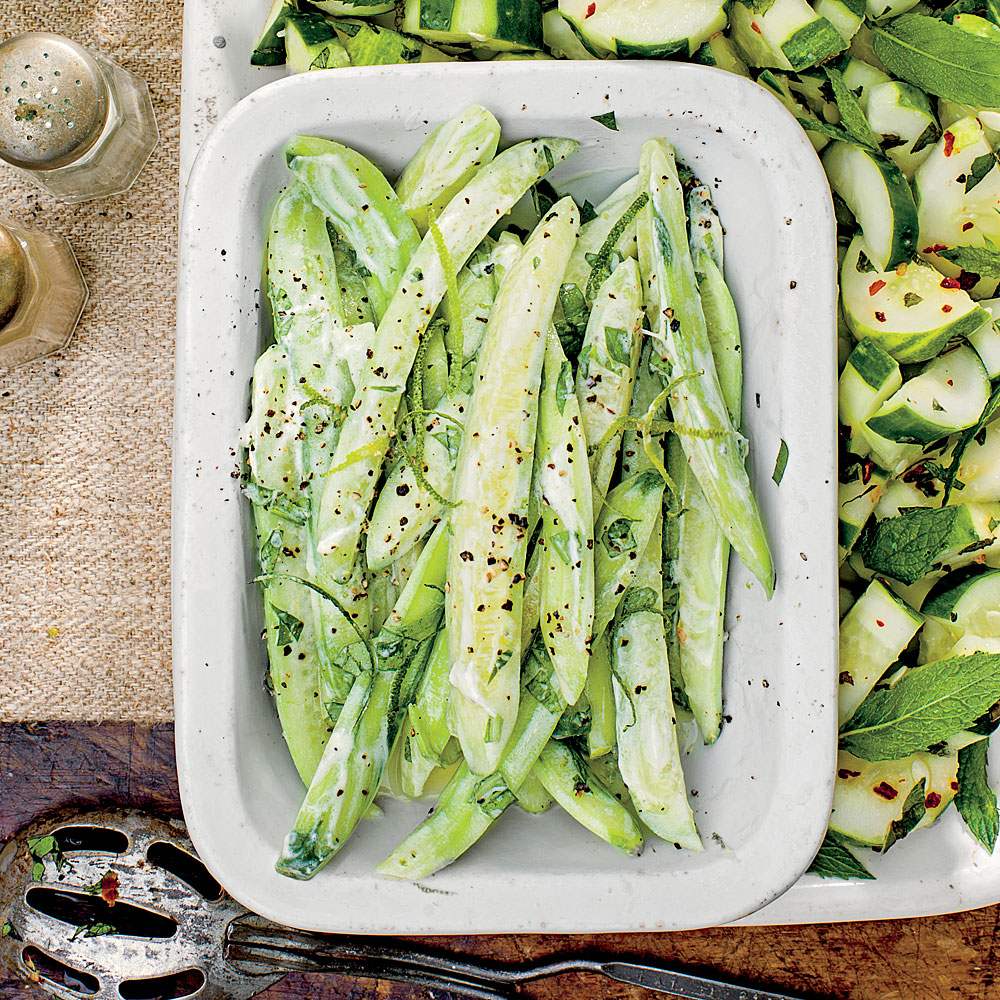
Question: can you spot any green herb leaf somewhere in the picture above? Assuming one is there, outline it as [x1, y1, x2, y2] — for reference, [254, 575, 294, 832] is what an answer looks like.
[840, 651, 1000, 761]
[883, 777, 927, 851]
[772, 439, 789, 485]
[939, 236, 1000, 278]
[70, 922, 116, 942]
[903, 292, 923, 307]
[956, 736, 999, 850]
[967, 152, 998, 193]
[855, 249, 876, 274]
[740, 0, 776, 11]
[796, 117, 859, 147]
[580, 199, 598, 225]
[555, 359, 574, 415]
[259, 528, 283, 575]
[554, 283, 590, 362]
[604, 325, 633, 368]
[0, 921, 22, 941]
[548, 528, 573, 566]
[531, 178, 559, 221]
[823, 68, 880, 150]
[807, 830, 876, 880]
[591, 111, 618, 131]
[857, 504, 972, 584]
[873, 14, 1000, 107]
[601, 517, 636, 556]
[472, 774, 517, 818]
[911, 119, 942, 155]
[270, 605, 304, 646]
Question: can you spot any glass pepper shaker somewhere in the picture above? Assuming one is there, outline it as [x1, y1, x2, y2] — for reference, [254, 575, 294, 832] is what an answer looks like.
[0, 31, 158, 203]
[0, 220, 88, 368]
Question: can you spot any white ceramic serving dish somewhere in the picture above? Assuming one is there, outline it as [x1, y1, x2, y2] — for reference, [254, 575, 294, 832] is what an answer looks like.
[173, 62, 838, 934]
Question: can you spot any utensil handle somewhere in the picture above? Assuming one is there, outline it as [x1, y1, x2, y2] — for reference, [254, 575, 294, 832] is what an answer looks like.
[601, 960, 802, 1000]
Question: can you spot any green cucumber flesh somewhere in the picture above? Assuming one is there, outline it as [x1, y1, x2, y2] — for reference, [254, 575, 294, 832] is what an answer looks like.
[813, 0, 863, 44]
[284, 13, 351, 73]
[923, 568, 1000, 652]
[556, 0, 724, 58]
[865, 345, 989, 445]
[730, 0, 845, 71]
[915, 117, 1000, 299]
[838, 577, 922, 725]
[823, 141, 918, 271]
[865, 82, 939, 179]
[839, 465, 888, 560]
[839, 337, 902, 447]
[841, 234, 990, 363]
[311, 0, 397, 14]
[969, 299, 1000, 379]
[252, 0, 293, 66]
[830, 738, 979, 849]
[403, 0, 544, 50]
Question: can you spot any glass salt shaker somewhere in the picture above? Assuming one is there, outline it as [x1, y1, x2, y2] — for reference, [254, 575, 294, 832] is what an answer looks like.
[0, 31, 158, 203]
[0, 220, 87, 368]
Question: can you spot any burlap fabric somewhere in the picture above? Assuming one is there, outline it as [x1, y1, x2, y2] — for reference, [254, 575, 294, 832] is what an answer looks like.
[0, 2, 181, 722]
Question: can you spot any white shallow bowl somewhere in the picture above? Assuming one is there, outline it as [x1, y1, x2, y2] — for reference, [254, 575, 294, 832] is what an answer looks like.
[173, 62, 838, 934]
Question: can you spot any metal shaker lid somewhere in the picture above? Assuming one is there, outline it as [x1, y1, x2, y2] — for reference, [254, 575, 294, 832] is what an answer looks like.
[0, 224, 26, 328]
[0, 31, 109, 170]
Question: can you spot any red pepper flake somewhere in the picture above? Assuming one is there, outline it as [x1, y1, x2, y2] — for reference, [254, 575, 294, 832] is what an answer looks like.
[940, 276, 961, 289]
[943, 131, 956, 157]
[839, 670, 855, 686]
[876, 620, 885, 627]
[958, 270, 980, 291]
[100, 871, 120, 906]
[585, 2, 596, 15]
[838, 768, 861, 779]
[923, 243, 948, 254]
[947, 379, 954, 386]
[942, 304, 953, 313]
[925, 792, 942, 809]
[951, 781, 960, 791]
[868, 279, 886, 296]
[874, 311, 887, 323]
[873, 781, 898, 800]
[861, 458, 874, 485]
[751, 20, 762, 33]
[963, 221, 975, 232]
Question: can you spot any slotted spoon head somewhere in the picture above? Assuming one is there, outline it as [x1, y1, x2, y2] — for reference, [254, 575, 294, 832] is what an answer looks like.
[0, 808, 282, 1000]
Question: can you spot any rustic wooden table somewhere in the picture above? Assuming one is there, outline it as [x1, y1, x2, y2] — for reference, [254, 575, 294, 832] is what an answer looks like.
[0, 723, 996, 1000]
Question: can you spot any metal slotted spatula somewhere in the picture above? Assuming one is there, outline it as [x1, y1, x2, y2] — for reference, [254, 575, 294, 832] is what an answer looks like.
[0, 809, 805, 1000]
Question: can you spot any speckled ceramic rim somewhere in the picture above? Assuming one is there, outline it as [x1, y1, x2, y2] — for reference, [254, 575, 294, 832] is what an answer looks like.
[174, 62, 838, 934]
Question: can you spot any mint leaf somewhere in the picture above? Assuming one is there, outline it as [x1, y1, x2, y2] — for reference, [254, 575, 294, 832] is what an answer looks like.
[591, 111, 618, 131]
[873, 14, 1000, 107]
[270, 605, 304, 646]
[911, 120, 942, 155]
[472, 773, 517, 818]
[554, 283, 589, 362]
[939, 237, 1000, 278]
[857, 505, 971, 584]
[840, 651, 1000, 760]
[772, 439, 789, 485]
[956, 736, 999, 850]
[824, 68, 880, 150]
[555, 359, 574, 415]
[966, 152, 998, 193]
[807, 831, 876, 880]
[739, 0, 776, 11]
[795, 117, 858, 147]
[883, 777, 927, 852]
[604, 325, 632, 368]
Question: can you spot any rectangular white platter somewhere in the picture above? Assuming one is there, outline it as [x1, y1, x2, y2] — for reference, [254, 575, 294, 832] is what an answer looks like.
[173, 59, 838, 933]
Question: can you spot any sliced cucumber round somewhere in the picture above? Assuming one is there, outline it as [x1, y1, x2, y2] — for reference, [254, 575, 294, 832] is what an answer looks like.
[402, 0, 543, 51]
[841, 234, 991, 362]
[943, 415, 1000, 503]
[838, 578, 922, 725]
[923, 566, 1000, 640]
[865, 345, 989, 445]
[823, 141, 918, 270]
[729, 0, 846, 71]
[311, 0, 397, 15]
[914, 116, 1000, 299]
[839, 337, 902, 450]
[866, 81, 940, 180]
[830, 740, 976, 849]
[557, 0, 725, 58]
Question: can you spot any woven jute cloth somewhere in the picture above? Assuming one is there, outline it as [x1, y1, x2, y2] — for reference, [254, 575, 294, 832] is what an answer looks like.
[0, 1, 181, 722]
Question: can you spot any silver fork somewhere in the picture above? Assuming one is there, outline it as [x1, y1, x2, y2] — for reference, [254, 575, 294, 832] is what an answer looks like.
[226, 915, 806, 1000]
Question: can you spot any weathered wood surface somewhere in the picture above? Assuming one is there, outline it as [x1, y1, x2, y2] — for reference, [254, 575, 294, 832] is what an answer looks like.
[1, 722, 997, 1000]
